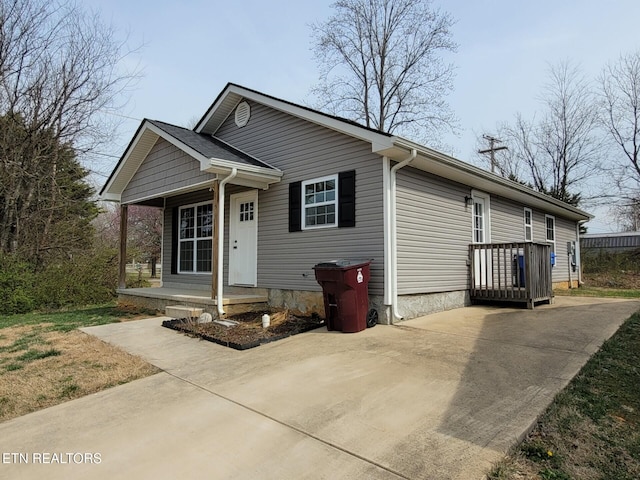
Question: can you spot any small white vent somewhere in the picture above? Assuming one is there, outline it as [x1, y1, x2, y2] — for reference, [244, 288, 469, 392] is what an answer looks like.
[234, 101, 251, 127]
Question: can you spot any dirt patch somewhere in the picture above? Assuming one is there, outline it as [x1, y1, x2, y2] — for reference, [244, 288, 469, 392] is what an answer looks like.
[0, 325, 159, 423]
[164, 309, 325, 350]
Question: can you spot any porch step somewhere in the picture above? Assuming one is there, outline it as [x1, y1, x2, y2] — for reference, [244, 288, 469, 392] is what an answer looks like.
[165, 305, 203, 319]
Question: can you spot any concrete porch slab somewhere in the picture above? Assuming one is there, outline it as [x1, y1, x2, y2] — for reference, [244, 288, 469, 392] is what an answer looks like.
[117, 287, 269, 317]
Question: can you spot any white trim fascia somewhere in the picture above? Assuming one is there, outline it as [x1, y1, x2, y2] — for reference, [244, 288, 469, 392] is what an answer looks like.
[197, 84, 394, 152]
[205, 157, 283, 178]
[121, 180, 217, 206]
[392, 139, 592, 222]
[100, 124, 159, 200]
[101, 192, 121, 202]
[145, 122, 283, 179]
[101, 119, 282, 202]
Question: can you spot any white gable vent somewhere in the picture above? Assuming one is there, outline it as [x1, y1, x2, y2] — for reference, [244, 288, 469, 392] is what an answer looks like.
[234, 101, 251, 127]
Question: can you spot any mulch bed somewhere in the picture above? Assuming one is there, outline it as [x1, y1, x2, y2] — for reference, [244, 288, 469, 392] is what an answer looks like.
[162, 309, 325, 350]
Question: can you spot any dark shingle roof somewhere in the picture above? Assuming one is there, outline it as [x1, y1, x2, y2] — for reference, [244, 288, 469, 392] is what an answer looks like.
[148, 119, 275, 170]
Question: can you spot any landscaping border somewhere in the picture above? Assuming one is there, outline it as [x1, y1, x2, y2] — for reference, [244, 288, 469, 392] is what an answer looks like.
[161, 318, 325, 350]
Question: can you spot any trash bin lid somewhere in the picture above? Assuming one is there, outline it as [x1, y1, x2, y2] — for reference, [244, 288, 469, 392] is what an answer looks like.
[313, 258, 373, 269]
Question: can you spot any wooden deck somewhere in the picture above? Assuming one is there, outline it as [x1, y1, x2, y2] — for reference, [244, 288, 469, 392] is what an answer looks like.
[469, 242, 553, 309]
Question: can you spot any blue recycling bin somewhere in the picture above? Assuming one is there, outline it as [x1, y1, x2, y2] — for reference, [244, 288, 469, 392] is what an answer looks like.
[514, 254, 526, 287]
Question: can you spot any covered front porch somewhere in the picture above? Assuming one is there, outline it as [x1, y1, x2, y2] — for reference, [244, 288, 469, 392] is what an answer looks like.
[100, 118, 283, 318]
[117, 286, 269, 318]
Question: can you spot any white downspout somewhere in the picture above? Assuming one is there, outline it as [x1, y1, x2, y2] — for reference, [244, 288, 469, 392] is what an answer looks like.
[216, 168, 237, 316]
[386, 149, 417, 322]
[383, 157, 392, 312]
[576, 221, 584, 286]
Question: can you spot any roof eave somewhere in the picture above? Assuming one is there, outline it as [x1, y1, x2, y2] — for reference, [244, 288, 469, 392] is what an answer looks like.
[387, 138, 593, 222]
[195, 83, 395, 155]
[100, 119, 284, 201]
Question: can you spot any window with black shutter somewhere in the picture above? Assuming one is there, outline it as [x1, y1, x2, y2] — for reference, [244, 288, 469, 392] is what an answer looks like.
[288, 170, 355, 231]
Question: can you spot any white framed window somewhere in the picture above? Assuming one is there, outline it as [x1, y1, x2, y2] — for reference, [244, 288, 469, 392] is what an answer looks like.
[302, 174, 338, 229]
[524, 208, 533, 242]
[178, 202, 213, 273]
[471, 190, 491, 244]
[545, 214, 556, 251]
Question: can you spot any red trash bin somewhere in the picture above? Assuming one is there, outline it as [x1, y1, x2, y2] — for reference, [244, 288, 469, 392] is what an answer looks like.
[313, 259, 373, 333]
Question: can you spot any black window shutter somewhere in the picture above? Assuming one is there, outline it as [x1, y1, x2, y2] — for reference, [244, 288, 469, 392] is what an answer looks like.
[338, 170, 356, 228]
[171, 207, 179, 274]
[289, 181, 302, 232]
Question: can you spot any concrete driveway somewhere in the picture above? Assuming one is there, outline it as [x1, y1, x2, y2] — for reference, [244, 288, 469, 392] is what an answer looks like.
[1, 296, 638, 479]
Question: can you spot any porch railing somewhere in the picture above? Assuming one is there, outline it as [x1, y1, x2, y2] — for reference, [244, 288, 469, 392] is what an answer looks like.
[469, 242, 553, 309]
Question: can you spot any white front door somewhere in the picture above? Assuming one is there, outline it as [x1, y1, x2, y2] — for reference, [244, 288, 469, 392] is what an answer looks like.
[229, 190, 258, 286]
[472, 193, 492, 288]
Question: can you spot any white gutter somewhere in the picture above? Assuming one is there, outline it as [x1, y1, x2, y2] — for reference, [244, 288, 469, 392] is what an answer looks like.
[384, 149, 417, 322]
[216, 168, 237, 316]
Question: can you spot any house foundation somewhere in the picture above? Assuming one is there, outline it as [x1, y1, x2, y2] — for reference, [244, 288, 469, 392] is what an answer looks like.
[379, 290, 471, 324]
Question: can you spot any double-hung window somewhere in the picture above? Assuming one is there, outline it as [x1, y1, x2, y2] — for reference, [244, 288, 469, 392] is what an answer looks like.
[545, 214, 556, 251]
[302, 175, 337, 229]
[524, 208, 533, 242]
[178, 202, 213, 273]
[288, 170, 355, 232]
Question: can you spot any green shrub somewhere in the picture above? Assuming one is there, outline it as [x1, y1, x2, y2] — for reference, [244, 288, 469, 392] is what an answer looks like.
[0, 246, 119, 314]
[0, 254, 35, 314]
[582, 249, 640, 274]
[33, 248, 119, 310]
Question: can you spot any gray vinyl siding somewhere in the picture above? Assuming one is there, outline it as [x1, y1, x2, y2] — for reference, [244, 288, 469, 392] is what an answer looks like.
[122, 138, 216, 204]
[215, 101, 385, 294]
[553, 216, 578, 282]
[395, 175, 579, 294]
[491, 196, 528, 243]
[491, 196, 578, 282]
[396, 167, 471, 295]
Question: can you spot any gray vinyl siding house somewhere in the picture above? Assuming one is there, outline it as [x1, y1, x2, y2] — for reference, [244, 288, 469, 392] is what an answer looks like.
[100, 83, 591, 323]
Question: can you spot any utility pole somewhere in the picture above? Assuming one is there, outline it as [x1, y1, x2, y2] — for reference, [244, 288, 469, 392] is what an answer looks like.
[478, 134, 508, 173]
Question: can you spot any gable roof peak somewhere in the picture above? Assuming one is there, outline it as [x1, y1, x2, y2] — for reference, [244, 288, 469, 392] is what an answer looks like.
[194, 83, 394, 150]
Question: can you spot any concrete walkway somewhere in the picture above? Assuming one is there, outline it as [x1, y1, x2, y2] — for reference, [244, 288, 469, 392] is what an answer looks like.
[1, 296, 638, 479]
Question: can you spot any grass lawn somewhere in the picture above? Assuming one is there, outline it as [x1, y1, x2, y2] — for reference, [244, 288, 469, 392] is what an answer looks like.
[0, 304, 160, 423]
[555, 286, 640, 298]
[488, 309, 640, 479]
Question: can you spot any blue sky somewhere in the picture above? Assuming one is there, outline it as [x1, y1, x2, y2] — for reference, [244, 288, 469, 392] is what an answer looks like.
[86, 0, 640, 232]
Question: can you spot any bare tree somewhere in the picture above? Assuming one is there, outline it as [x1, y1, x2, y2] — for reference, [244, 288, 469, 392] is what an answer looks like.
[94, 203, 162, 276]
[486, 62, 602, 206]
[612, 198, 640, 231]
[599, 50, 640, 204]
[310, 0, 457, 142]
[0, 0, 140, 260]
